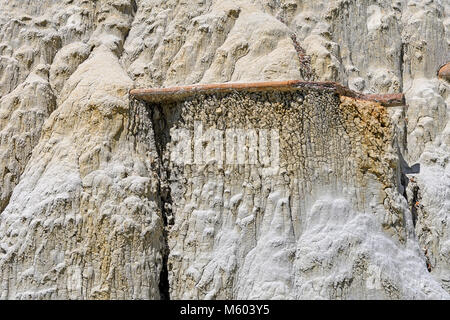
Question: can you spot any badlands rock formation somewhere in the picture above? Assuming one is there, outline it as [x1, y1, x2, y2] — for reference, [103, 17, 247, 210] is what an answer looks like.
[0, 0, 449, 299]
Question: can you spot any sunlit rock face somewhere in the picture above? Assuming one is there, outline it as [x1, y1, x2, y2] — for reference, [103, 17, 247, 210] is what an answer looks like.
[147, 87, 444, 299]
[0, 0, 449, 299]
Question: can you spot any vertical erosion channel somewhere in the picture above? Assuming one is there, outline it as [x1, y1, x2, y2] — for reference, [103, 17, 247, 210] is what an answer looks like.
[128, 97, 172, 300]
[151, 103, 174, 300]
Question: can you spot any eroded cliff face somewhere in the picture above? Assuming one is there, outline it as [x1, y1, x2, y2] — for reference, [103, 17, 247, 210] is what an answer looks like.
[147, 88, 442, 299]
[0, 0, 449, 299]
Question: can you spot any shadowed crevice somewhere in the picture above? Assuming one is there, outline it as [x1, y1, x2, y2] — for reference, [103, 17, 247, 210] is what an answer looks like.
[128, 97, 172, 300]
[149, 102, 174, 300]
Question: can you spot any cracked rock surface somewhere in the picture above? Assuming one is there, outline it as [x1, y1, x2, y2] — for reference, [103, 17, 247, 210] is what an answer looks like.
[0, 0, 449, 299]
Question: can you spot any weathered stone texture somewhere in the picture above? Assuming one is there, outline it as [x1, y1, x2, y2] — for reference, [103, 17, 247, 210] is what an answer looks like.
[147, 89, 444, 299]
[0, 0, 448, 299]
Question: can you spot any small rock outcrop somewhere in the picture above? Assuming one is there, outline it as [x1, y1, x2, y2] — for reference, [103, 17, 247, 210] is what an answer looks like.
[438, 63, 450, 82]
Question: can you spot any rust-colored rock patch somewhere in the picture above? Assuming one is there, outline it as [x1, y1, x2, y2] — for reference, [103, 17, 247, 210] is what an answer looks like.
[130, 80, 405, 107]
[438, 63, 450, 81]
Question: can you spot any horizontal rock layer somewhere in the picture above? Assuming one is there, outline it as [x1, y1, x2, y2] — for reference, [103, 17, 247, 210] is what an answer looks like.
[130, 80, 405, 106]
